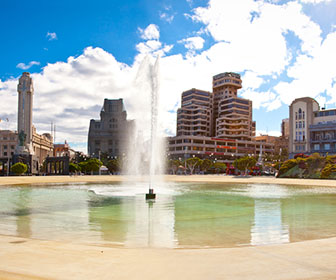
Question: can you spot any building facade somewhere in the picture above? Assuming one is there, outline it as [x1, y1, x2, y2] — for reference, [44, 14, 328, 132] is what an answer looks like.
[169, 72, 273, 163]
[54, 140, 75, 160]
[0, 130, 17, 158]
[289, 97, 336, 157]
[0, 73, 53, 174]
[88, 98, 133, 158]
[176, 88, 212, 137]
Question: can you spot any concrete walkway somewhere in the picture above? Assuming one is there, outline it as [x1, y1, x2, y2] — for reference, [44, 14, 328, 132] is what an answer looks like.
[0, 235, 335, 280]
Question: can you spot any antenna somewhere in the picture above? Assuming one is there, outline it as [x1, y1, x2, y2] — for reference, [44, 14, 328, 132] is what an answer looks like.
[51, 122, 53, 142]
[54, 124, 56, 144]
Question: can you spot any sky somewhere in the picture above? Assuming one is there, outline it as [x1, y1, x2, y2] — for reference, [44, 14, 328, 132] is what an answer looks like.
[1, 0, 336, 153]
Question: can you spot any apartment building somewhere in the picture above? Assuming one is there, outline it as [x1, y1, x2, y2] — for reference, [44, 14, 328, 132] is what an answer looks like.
[169, 72, 273, 163]
[176, 88, 212, 137]
[289, 97, 336, 157]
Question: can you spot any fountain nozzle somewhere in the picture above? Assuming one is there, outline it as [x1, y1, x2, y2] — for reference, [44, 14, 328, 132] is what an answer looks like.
[146, 188, 156, 200]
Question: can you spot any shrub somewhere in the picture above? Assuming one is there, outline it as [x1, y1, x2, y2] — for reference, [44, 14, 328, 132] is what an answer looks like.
[11, 162, 28, 175]
[321, 164, 336, 179]
[278, 159, 297, 177]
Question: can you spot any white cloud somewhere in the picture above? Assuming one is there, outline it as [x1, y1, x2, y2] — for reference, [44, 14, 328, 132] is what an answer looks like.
[160, 12, 174, 23]
[16, 61, 40, 70]
[274, 31, 336, 105]
[242, 71, 264, 89]
[46, 32, 57, 41]
[139, 24, 160, 40]
[179, 36, 205, 50]
[241, 90, 277, 110]
[2, 0, 336, 151]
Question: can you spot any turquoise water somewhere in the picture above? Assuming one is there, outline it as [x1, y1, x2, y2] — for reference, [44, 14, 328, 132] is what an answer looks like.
[0, 182, 336, 248]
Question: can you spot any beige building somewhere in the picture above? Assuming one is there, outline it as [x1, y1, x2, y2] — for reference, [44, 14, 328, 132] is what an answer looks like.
[169, 72, 273, 163]
[0, 72, 54, 174]
[168, 135, 273, 163]
[289, 97, 336, 157]
[54, 141, 75, 160]
[177, 88, 212, 137]
[0, 130, 17, 158]
[213, 72, 255, 140]
[255, 134, 288, 156]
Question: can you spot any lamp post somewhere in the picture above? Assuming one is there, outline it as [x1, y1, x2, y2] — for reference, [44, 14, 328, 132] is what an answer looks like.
[98, 150, 101, 175]
[7, 152, 10, 176]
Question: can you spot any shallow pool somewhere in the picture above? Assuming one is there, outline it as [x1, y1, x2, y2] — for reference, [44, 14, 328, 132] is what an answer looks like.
[1, 182, 336, 248]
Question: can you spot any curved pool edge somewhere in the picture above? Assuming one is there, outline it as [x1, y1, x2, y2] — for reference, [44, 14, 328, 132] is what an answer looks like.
[0, 174, 335, 188]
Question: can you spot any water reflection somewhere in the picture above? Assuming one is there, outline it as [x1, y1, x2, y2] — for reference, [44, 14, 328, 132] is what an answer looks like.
[0, 183, 336, 248]
[15, 188, 33, 238]
[251, 199, 289, 245]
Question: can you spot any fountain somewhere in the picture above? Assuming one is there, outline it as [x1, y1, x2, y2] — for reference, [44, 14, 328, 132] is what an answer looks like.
[125, 56, 162, 200]
[146, 57, 159, 200]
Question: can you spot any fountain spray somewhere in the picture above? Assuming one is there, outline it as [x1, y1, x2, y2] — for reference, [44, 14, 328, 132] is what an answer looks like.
[146, 56, 159, 200]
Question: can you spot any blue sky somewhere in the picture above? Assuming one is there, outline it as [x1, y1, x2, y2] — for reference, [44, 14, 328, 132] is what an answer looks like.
[1, 0, 336, 152]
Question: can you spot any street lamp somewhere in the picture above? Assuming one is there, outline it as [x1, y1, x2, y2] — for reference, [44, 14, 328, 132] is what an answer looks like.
[98, 150, 101, 176]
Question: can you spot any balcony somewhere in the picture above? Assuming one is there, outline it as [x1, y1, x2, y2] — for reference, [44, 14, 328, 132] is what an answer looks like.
[310, 138, 336, 143]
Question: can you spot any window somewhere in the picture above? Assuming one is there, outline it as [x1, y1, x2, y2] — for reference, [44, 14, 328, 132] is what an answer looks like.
[295, 112, 298, 120]
[314, 144, 320, 150]
[303, 121, 305, 128]
[324, 144, 330, 150]
[298, 108, 302, 119]
[10, 145, 15, 150]
[4, 152, 7, 156]
[3, 145, 7, 150]
[299, 121, 302, 128]
[296, 122, 298, 129]
[303, 111, 305, 119]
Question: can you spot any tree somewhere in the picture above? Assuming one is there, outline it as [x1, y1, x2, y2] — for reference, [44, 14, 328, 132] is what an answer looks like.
[186, 157, 201, 174]
[233, 156, 256, 175]
[167, 159, 181, 174]
[107, 158, 121, 174]
[69, 163, 80, 174]
[86, 158, 103, 174]
[213, 162, 227, 174]
[200, 159, 212, 173]
[78, 161, 88, 174]
[11, 162, 28, 175]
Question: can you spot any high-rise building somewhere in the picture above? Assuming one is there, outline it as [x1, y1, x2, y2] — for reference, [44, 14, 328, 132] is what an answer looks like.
[169, 72, 273, 163]
[289, 97, 336, 157]
[88, 98, 134, 158]
[213, 73, 255, 140]
[176, 88, 212, 137]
